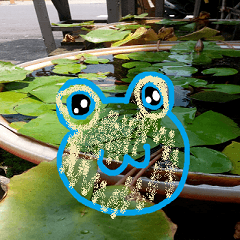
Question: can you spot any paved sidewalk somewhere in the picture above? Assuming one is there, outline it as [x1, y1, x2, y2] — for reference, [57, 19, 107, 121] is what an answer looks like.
[0, 0, 107, 64]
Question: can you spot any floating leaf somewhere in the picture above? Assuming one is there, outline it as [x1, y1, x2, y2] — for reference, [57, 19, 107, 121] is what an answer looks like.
[114, 54, 130, 60]
[128, 51, 170, 62]
[100, 85, 129, 93]
[178, 27, 223, 41]
[80, 29, 131, 43]
[21, 76, 73, 94]
[190, 91, 240, 102]
[29, 81, 67, 103]
[9, 121, 26, 130]
[170, 77, 208, 88]
[111, 27, 148, 47]
[78, 72, 109, 80]
[0, 61, 31, 83]
[169, 41, 240, 64]
[51, 58, 78, 65]
[75, 53, 109, 64]
[222, 141, 240, 175]
[178, 23, 196, 32]
[177, 147, 233, 173]
[121, 78, 132, 83]
[134, 13, 149, 18]
[202, 68, 238, 76]
[155, 19, 186, 25]
[122, 61, 151, 69]
[152, 62, 186, 67]
[52, 63, 87, 74]
[0, 159, 175, 239]
[51, 21, 94, 27]
[14, 98, 55, 116]
[212, 21, 240, 25]
[128, 66, 162, 75]
[161, 66, 198, 76]
[18, 112, 68, 145]
[204, 84, 240, 94]
[187, 111, 240, 145]
[4, 81, 30, 92]
[115, 24, 151, 30]
[0, 92, 27, 114]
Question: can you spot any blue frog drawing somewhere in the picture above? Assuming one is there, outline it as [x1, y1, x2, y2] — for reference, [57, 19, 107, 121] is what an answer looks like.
[56, 72, 190, 218]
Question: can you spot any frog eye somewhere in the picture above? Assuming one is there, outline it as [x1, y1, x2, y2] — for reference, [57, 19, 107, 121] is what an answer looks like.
[67, 92, 95, 120]
[72, 94, 91, 116]
[142, 84, 163, 110]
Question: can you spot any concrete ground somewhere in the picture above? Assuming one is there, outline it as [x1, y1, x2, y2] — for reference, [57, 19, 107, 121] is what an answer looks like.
[0, 0, 107, 64]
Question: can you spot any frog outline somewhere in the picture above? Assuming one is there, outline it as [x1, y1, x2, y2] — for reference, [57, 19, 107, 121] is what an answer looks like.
[56, 72, 190, 216]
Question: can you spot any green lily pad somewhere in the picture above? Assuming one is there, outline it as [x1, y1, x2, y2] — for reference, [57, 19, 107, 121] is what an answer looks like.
[222, 141, 240, 175]
[78, 72, 109, 80]
[0, 61, 31, 83]
[122, 61, 151, 69]
[80, 29, 131, 43]
[18, 112, 68, 145]
[4, 80, 30, 92]
[0, 92, 27, 114]
[29, 79, 70, 104]
[212, 21, 240, 25]
[51, 58, 79, 65]
[53, 63, 87, 74]
[178, 27, 223, 41]
[9, 121, 26, 130]
[152, 62, 186, 67]
[51, 21, 94, 27]
[177, 147, 233, 173]
[120, 13, 148, 21]
[204, 84, 240, 94]
[21, 76, 73, 94]
[128, 66, 162, 75]
[14, 98, 55, 116]
[161, 66, 198, 76]
[169, 41, 240, 65]
[155, 19, 186, 25]
[128, 51, 170, 62]
[170, 77, 208, 88]
[121, 78, 133, 83]
[190, 91, 240, 103]
[202, 68, 238, 76]
[75, 53, 110, 64]
[178, 23, 196, 32]
[115, 24, 151, 30]
[100, 85, 129, 93]
[0, 159, 175, 240]
[114, 54, 130, 60]
[112, 27, 148, 47]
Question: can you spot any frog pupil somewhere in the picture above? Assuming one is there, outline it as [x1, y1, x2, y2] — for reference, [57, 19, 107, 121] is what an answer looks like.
[145, 87, 160, 105]
[72, 94, 90, 115]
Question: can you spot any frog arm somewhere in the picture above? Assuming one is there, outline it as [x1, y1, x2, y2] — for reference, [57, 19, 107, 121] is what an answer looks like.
[97, 144, 151, 176]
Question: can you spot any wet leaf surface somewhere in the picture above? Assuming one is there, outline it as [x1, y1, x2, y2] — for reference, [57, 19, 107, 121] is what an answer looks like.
[53, 63, 87, 74]
[222, 141, 240, 175]
[204, 84, 240, 94]
[128, 51, 170, 62]
[0, 159, 176, 240]
[0, 92, 27, 114]
[0, 61, 31, 83]
[202, 67, 238, 76]
[177, 147, 233, 173]
[80, 29, 131, 43]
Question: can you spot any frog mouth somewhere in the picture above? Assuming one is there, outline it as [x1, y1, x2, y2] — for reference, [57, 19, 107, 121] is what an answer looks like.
[97, 144, 151, 176]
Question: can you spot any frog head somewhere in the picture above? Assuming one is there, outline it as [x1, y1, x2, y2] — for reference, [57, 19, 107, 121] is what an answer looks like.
[56, 72, 189, 217]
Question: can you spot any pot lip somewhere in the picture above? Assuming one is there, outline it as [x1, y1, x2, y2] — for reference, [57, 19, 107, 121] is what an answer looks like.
[1, 43, 240, 201]
[18, 42, 240, 71]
